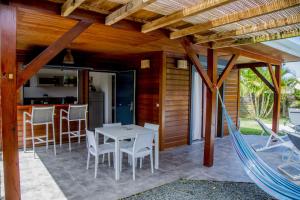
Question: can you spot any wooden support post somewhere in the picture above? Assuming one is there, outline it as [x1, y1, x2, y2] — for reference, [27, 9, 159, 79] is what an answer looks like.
[0, 5, 21, 200]
[203, 48, 218, 167]
[272, 65, 281, 133]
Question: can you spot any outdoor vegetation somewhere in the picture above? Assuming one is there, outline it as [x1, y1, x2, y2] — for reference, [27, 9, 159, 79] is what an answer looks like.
[239, 65, 299, 135]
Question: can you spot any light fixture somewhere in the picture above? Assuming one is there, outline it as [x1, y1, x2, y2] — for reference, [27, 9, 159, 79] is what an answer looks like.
[141, 59, 150, 69]
[177, 59, 188, 69]
[63, 49, 75, 65]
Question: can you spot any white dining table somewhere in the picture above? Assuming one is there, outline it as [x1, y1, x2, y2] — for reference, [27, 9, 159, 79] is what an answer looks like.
[95, 124, 159, 180]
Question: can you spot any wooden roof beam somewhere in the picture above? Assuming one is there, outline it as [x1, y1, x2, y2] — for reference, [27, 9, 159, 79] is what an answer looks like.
[267, 63, 279, 93]
[212, 28, 300, 49]
[195, 14, 300, 44]
[250, 67, 275, 92]
[236, 62, 267, 69]
[181, 38, 213, 91]
[170, 0, 300, 39]
[105, 0, 156, 26]
[17, 21, 92, 88]
[62, 0, 85, 16]
[217, 54, 239, 88]
[142, 0, 235, 33]
[217, 47, 282, 65]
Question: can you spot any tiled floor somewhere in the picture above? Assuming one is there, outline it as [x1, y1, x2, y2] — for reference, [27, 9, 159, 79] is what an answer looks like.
[0, 135, 295, 200]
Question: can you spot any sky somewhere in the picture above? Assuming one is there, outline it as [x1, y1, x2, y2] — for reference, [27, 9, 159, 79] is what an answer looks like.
[263, 37, 300, 78]
[285, 62, 300, 78]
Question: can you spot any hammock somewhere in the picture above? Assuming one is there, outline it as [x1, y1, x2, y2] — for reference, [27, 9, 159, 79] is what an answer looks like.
[218, 90, 300, 200]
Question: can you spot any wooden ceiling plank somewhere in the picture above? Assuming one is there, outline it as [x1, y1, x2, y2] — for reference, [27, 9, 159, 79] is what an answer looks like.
[170, 0, 300, 39]
[105, 0, 156, 26]
[181, 38, 213, 91]
[212, 28, 300, 49]
[17, 20, 92, 88]
[142, 0, 235, 33]
[62, 0, 87, 17]
[195, 14, 300, 44]
[217, 54, 239, 88]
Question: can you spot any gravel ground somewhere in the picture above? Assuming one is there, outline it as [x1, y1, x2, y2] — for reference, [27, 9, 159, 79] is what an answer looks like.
[123, 179, 276, 200]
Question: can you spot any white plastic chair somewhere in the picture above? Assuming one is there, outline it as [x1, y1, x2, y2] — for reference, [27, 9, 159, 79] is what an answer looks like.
[23, 106, 56, 157]
[139, 123, 159, 168]
[86, 130, 115, 178]
[102, 123, 122, 166]
[60, 104, 88, 151]
[120, 132, 154, 180]
[288, 108, 300, 130]
[253, 119, 291, 152]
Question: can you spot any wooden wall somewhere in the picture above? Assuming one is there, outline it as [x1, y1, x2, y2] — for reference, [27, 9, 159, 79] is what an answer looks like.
[160, 53, 191, 149]
[134, 52, 162, 127]
[223, 68, 240, 135]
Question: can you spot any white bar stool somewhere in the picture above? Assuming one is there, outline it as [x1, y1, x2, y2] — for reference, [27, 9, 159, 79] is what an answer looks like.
[59, 104, 88, 151]
[23, 106, 56, 157]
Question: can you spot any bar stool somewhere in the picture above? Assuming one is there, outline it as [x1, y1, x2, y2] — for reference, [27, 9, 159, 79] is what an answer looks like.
[60, 104, 88, 151]
[23, 106, 56, 157]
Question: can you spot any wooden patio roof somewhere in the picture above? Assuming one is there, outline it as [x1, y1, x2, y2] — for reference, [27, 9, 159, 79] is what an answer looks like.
[13, 0, 300, 64]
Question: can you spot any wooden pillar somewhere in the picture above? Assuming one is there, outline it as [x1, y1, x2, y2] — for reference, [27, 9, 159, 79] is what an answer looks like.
[0, 5, 21, 200]
[203, 49, 218, 167]
[272, 65, 281, 133]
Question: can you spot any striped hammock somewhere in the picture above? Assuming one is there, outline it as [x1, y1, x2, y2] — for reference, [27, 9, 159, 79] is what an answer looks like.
[218, 91, 300, 200]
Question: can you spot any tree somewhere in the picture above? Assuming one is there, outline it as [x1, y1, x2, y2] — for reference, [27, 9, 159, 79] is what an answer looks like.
[240, 66, 298, 118]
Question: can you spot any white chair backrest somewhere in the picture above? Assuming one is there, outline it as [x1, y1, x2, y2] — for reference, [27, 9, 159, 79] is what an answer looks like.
[86, 130, 97, 153]
[288, 108, 300, 126]
[68, 104, 87, 120]
[31, 106, 54, 124]
[133, 132, 154, 154]
[144, 123, 159, 132]
[103, 123, 122, 128]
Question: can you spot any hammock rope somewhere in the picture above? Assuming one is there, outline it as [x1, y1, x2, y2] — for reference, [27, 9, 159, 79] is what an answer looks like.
[217, 90, 300, 200]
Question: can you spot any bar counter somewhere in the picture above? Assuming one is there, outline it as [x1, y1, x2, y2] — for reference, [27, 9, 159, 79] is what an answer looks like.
[17, 104, 85, 149]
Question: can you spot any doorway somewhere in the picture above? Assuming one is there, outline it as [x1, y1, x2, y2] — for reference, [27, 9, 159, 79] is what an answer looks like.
[88, 70, 136, 129]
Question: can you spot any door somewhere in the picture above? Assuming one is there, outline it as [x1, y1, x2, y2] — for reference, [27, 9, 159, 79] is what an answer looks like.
[116, 71, 135, 125]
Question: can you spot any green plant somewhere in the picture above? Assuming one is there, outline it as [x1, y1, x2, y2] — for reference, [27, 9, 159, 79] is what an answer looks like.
[240, 67, 298, 118]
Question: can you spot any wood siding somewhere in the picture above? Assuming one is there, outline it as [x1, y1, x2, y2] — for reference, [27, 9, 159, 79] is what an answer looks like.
[135, 53, 162, 127]
[162, 55, 190, 148]
[223, 69, 239, 135]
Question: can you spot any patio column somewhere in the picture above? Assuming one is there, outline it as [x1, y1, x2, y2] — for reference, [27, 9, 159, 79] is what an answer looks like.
[203, 48, 218, 167]
[272, 65, 281, 133]
[0, 5, 21, 200]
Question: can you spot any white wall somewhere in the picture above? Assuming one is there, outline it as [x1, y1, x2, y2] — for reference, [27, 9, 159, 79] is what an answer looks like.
[23, 68, 78, 98]
[89, 72, 115, 123]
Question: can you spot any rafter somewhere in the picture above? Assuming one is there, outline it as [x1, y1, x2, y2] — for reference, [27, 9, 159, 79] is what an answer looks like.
[105, 0, 156, 26]
[195, 14, 300, 44]
[236, 62, 267, 69]
[181, 38, 213, 91]
[17, 21, 92, 88]
[141, 0, 235, 33]
[212, 28, 300, 49]
[267, 64, 279, 93]
[170, 0, 300, 39]
[217, 54, 239, 88]
[62, 0, 85, 16]
[250, 67, 275, 92]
